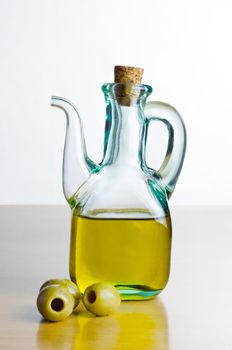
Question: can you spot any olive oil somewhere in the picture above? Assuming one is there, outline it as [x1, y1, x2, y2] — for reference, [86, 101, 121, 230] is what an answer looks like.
[70, 214, 172, 300]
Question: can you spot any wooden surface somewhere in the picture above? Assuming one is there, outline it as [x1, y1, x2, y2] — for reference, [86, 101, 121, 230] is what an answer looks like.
[0, 205, 232, 350]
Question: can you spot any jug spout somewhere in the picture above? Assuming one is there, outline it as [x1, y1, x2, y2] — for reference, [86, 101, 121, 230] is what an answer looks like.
[51, 96, 98, 206]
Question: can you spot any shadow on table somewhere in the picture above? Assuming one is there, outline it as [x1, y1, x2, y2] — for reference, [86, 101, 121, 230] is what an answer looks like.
[36, 298, 169, 350]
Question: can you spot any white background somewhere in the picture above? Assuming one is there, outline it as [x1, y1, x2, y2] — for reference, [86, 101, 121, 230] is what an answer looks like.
[0, 0, 231, 205]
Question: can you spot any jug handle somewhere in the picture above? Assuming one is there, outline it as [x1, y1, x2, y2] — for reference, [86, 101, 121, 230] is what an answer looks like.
[143, 101, 187, 198]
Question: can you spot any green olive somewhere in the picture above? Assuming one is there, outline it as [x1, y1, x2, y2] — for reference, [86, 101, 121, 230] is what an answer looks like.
[37, 285, 75, 322]
[39, 279, 80, 308]
[83, 283, 121, 316]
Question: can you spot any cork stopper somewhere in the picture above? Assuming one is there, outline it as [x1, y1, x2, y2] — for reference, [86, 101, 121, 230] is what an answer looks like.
[114, 66, 144, 84]
[114, 66, 144, 106]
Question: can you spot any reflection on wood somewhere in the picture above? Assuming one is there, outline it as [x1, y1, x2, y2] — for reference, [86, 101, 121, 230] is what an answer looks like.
[37, 299, 168, 350]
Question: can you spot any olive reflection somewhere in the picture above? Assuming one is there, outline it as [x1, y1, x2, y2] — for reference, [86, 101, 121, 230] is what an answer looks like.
[37, 299, 168, 350]
[37, 313, 80, 350]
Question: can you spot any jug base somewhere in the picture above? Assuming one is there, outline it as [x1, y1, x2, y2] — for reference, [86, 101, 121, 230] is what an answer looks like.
[115, 285, 162, 300]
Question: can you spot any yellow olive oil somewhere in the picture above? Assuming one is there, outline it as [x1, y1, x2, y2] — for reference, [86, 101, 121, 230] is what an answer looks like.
[69, 214, 172, 300]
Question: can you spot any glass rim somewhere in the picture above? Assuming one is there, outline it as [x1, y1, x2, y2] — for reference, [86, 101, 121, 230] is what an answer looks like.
[102, 83, 153, 95]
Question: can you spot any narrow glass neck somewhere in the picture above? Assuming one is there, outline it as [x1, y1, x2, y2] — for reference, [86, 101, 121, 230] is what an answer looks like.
[109, 105, 142, 166]
[101, 83, 152, 167]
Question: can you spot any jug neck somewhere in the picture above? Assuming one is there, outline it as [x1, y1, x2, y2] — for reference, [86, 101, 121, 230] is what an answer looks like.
[101, 83, 152, 167]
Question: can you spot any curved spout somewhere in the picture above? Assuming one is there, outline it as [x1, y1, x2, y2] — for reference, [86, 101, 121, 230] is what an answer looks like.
[51, 96, 98, 204]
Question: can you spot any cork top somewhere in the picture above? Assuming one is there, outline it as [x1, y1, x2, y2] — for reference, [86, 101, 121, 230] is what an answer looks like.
[114, 66, 144, 84]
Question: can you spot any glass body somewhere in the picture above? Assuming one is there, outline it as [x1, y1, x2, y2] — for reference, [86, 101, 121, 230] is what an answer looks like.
[51, 83, 186, 300]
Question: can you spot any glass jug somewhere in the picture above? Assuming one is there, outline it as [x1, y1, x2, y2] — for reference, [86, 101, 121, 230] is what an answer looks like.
[51, 66, 186, 300]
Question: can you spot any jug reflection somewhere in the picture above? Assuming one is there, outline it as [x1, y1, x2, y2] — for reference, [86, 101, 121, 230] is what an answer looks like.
[37, 298, 169, 350]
